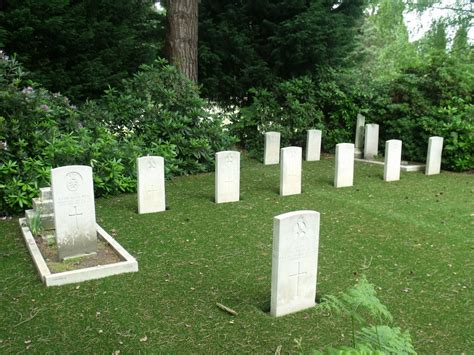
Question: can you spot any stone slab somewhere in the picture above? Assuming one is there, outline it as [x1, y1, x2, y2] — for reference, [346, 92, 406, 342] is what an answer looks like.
[355, 158, 425, 172]
[306, 129, 321, 161]
[51, 165, 97, 259]
[19, 218, 138, 287]
[425, 136, 443, 175]
[271, 210, 320, 317]
[264, 132, 281, 165]
[40, 187, 52, 201]
[137, 156, 166, 214]
[364, 124, 379, 160]
[215, 151, 240, 203]
[280, 147, 302, 196]
[355, 113, 365, 151]
[334, 143, 354, 188]
[33, 197, 54, 214]
[384, 139, 402, 182]
[26, 209, 55, 231]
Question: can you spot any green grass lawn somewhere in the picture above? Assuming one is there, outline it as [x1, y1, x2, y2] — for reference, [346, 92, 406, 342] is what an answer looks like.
[1, 154, 473, 353]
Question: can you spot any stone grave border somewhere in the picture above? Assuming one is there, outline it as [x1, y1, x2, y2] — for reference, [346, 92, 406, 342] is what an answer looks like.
[354, 158, 425, 172]
[19, 218, 138, 287]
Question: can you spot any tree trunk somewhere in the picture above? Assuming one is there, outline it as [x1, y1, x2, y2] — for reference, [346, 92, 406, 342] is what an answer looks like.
[165, 0, 198, 82]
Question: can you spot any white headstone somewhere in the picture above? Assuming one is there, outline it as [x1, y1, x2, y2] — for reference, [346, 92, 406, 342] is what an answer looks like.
[364, 123, 379, 160]
[271, 210, 320, 317]
[355, 114, 365, 158]
[137, 156, 166, 214]
[425, 136, 443, 175]
[264, 132, 281, 165]
[334, 143, 354, 188]
[280, 147, 302, 196]
[384, 140, 402, 182]
[306, 129, 322, 161]
[215, 151, 240, 203]
[51, 165, 97, 260]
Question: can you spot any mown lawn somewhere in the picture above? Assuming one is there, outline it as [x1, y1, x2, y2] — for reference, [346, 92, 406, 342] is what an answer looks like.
[1, 154, 472, 353]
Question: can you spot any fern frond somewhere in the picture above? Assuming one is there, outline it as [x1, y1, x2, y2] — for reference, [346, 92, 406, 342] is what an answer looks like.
[341, 275, 393, 324]
[356, 325, 417, 354]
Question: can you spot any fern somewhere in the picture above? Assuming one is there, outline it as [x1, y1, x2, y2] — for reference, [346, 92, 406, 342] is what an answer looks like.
[356, 326, 416, 355]
[317, 275, 416, 354]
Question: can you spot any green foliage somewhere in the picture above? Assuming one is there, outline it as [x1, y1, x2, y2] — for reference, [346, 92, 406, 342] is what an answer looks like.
[232, 70, 371, 158]
[0, 54, 233, 214]
[368, 51, 474, 171]
[93, 59, 237, 176]
[232, 76, 324, 158]
[28, 210, 42, 236]
[0, 0, 165, 101]
[317, 276, 416, 354]
[198, 0, 365, 105]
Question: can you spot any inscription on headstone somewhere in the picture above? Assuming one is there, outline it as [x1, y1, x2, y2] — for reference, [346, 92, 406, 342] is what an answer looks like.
[384, 139, 402, 182]
[334, 143, 354, 188]
[137, 156, 166, 214]
[425, 136, 443, 175]
[271, 210, 320, 317]
[264, 132, 281, 165]
[51, 165, 97, 260]
[280, 147, 302, 196]
[306, 129, 322, 161]
[364, 123, 379, 160]
[215, 151, 240, 203]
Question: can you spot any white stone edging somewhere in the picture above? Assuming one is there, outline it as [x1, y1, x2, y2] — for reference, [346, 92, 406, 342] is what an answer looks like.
[354, 158, 425, 172]
[19, 218, 138, 287]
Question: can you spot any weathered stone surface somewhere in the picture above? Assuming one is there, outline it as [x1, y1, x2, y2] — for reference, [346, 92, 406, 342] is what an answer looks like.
[215, 151, 240, 203]
[364, 124, 379, 160]
[51, 165, 97, 260]
[280, 147, 302, 196]
[271, 210, 320, 317]
[306, 129, 322, 161]
[384, 140, 402, 182]
[40, 187, 52, 201]
[33, 197, 54, 214]
[334, 143, 354, 188]
[264, 132, 281, 165]
[425, 136, 443, 175]
[355, 113, 365, 158]
[137, 156, 166, 214]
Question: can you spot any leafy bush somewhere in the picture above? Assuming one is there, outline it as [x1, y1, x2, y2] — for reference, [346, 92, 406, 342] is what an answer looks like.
[1, 54, 234, 214]
[368, 54, 474, 171]
[232, 76, 324, 159]
[89, 59, 236, 176]
[231, 73, 368, 159]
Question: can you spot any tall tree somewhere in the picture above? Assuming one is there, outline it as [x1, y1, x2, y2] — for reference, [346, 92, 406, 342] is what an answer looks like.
[198, 0, 365, 105]
[164, 0, 199, 82]
[0, 0, 165, 101]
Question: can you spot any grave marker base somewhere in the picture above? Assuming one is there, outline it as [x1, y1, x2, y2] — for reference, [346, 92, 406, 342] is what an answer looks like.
[19, 218, 138, 287]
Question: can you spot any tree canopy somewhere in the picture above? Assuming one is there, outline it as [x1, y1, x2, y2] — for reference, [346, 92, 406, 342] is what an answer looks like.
[0, 0, 165, 101]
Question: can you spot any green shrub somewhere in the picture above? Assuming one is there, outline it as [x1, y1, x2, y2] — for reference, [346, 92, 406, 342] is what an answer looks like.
[232, 76, 324, 159]
[90, 59, 236, 176]
[1, 55, 233, 214]
[232, 73, 367, 159]
[368, 55, 474, 171]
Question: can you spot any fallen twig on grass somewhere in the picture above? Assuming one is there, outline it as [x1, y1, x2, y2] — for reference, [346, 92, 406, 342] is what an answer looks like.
[216, 302, 238, 316]
[14, 308, 41, 327]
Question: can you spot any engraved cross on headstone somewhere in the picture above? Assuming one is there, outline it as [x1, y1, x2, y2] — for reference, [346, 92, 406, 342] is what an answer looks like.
[224, 154, 234, 183]
[147, 183, 160, 194]
[289, 261, 307, 297]
[68, 205, 83, 229]
[147, 158, 157, 169]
